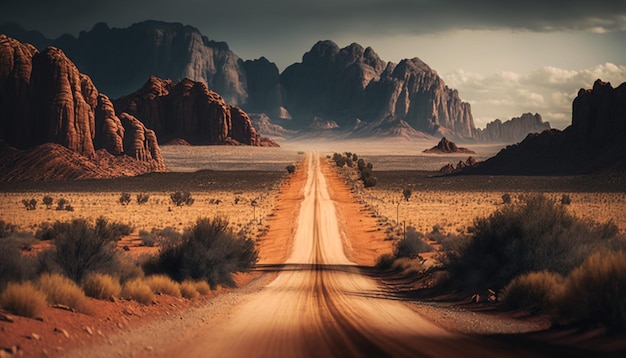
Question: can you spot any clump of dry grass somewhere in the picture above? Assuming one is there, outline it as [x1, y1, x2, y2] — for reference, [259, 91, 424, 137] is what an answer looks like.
[0, 281, 48, 318]
[37, 273, 92, 314]
[179, 280, 200, 300]
[501, 271, 564, 312]
[193, 280, 211, 296]
[121, 278, 154, 305]
[144, 275, 181, 298]
[82, 273, 121, 300]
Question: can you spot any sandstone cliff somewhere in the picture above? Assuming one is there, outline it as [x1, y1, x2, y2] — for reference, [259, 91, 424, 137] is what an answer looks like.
[464, 80, 626, 175]
[475, 113, 551, 143]
[114, 76, 277, 146]
[0, 35, 166, 180]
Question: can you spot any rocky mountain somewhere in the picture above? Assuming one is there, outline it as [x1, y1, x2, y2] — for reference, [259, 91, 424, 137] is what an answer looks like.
[0, 35, 165, 180]
[280, 41, 475, 139]
[114, 76, 278, 147]
[423, 137, 475, 154]
[463, 80, 626, 175]
[475, 113, 551, 143]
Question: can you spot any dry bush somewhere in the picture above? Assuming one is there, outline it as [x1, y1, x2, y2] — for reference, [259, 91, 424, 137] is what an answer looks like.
[0, 282, 48, 318]
[82, 273, 121, 300]
[375, 253, 396, 270]
[391, 257, 425, 275]
[553, 251, 626, 330]
[179, 280, 200, 300]
[393, 227, 432, 259]
[121, 278, 154, 305]
[193, 280, 211, 296]
[501, 271, 564, 312]
[37, 273, 92, 314]
[144, 275, 181, 297]
[0, 238, 36, 290]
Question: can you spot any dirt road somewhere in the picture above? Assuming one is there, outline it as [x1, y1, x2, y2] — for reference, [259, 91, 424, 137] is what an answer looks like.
[66, 153, 542, 357]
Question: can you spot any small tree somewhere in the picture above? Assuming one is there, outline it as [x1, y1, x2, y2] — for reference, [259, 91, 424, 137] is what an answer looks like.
[56, 198, 69, 211]
[22, 198, 37, 211]
[43, 196, 53, 209]
[403, 188, 412, 202]
[170, 191, 194, 206]
[286, 164, 296, 174]
[502, 193, 512, 204]
[136, 193, 150, 205]
[119, 192, 131, 206]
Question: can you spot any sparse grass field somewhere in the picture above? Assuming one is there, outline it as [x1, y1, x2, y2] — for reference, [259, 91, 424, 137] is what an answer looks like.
[0, 170, 288, 239]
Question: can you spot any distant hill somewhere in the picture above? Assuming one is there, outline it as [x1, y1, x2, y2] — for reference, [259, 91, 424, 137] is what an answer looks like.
[475, 113, 551, 143]
[463, 80, 626, 175]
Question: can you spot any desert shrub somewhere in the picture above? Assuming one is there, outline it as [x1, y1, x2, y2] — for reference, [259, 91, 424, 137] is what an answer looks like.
[179, 280, 200, 300]
[391, 257, 425, 275]
[0, 220, 16, 238]
[0, 282, 48, 318]
[552, 251, 626, 330]
[0, 238, 37, 290]
[286, 164, 296, 174]
[156, 227, 182, 248]
[82, 273, 121, 300]
[403, 188, 412, 202]
[119, 192, 131, 206]
[394, 227, 432, 259]
[502, 193, 512, 204]
[37, 273, 91, 313]
[121, 278, 154, 305]
[116, 254, 145, 283]
[152, 217, 258, 289]
[42, 218, 122, 282]
[65, 204, 74, 212]
[170, 191, 194, 206]
[193, 280, 211, 295]
[440, 194, 626, 292]
[561, 194, 572, 205]
[144, 274, 181, 297]
[56, 198, 69, 210]
[376, 253, 396, 270]
[139, 230, 157, 247]
[42, 195, 53, 209]
[22, 198, 37, 210]
[501, 271, 563, 312]
[136, 193, 150, 205]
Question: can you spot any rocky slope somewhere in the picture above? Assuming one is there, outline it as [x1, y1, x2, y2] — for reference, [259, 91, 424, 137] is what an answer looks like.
[280, 41, 475, 139]
[0, 35, 165, 180]
[475, 113, 551, 143]
[114, 76, 277, 146]
[423, 137, 475, 154]
[464, 80, 626, 175]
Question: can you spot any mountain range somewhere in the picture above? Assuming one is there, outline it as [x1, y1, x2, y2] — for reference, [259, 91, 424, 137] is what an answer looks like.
[1, 21, 551, 143]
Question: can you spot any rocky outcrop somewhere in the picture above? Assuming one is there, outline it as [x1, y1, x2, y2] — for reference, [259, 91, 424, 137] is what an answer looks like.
[475, 113, 551, 143]
[280, 41, 475, 139]
[114, 76, 277, 146]
[423, 137, 475, 154]
[463, 80, 626, 175]
[439, 156, 478, 174]
[0, 35, 166, 180]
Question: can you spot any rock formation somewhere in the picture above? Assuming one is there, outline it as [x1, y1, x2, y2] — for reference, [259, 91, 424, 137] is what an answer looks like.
[439, 156, 478, 174]
[423, 137, 475, 154]
[463, 80, 626, 175]
[0, 35, 166, 180]
[475, 113, 551, 143]
[114, 76, 277, 147]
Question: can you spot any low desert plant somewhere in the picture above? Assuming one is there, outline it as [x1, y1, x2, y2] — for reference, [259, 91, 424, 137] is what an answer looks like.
[42, 195, 53, 209]
[0, 220, 16, 238]
[82, 273, 121, 300]
[179, 280, 200, 300]
[121, 278, 154, 305]
[0, 282, 48, 318]
[502, 193, 512, 204]
[0, 238, 36, 290]
[136, 193, 150, 205]
[152, 217, 258, 289]
[394, 227, 432, 259]
[286, 164, 296, 174]
[501, 271, 564, 312]
[22, 198, 37, 210]
[144, 274, 181, 297]
[376, 253, 396, 270]
[193, 280, 211, 296]
[119, 192, 131, 206]
[552, 251, 626, 330]
[37, 273, 91, 314]
[561, 194, 572, 205]
[139, 230, 157, 247]
[170, 191, 194, 206]
[56, 198, 69, 211]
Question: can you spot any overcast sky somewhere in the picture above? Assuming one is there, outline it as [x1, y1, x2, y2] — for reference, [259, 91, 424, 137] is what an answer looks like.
[2, 0, 625, 129]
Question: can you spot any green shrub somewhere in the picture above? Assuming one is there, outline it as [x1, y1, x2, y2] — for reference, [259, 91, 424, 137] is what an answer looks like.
[82, 273, 121, 300]
[0, 282, 48, 318]
[144, 275, 181, 297]
[394, 227, 432, 259]
[152, 217, 258, 289]
[553, 251, 626, 330]
[121, 278, 154, 305]
[440, 194, 626, 292]
[37, 273, 91, 314]
[501, 271, 563, 312]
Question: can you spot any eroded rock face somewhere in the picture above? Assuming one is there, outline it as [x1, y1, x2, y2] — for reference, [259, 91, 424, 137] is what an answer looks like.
[475, 113, 551, 143]
[115, 76, 275, 146]
[0, 36, 166, 179]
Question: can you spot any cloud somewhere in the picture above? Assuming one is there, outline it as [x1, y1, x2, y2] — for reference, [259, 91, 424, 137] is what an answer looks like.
[443, 63, 626, 129]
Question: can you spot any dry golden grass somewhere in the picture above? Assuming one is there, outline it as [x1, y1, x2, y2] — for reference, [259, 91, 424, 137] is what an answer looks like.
[143, 275, 181, 298]
[82, 273, 122, 300]
[0, 281, 48, 318]
[37, 273, 92, 314]
[179, 280, 200, 300]
[121, 278, 154, 305]
[193, 280, 211, 296]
